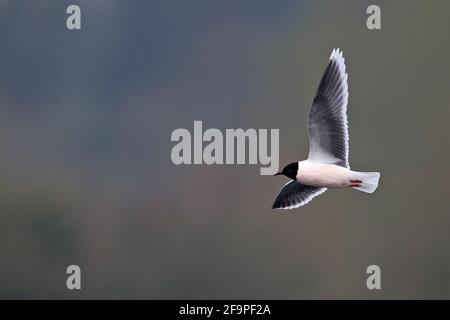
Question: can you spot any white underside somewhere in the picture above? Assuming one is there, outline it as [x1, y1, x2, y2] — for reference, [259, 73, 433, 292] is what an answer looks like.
[297, 160, 380, 193]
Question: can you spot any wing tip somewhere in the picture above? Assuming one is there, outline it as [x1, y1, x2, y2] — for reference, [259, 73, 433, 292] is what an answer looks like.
[271, 201, 290, 210]
[330, 48, 343, 60]
[271, 199, 295, 210]
[330, 48, 346, 66]
[271, 187, 328, 210]
[329, 47, 349, 99]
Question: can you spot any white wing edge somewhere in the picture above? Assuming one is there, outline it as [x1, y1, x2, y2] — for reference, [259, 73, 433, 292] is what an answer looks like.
[308, 48, 350, 167]
[330, 47, 349, 126]
[277, 186, 328, 210]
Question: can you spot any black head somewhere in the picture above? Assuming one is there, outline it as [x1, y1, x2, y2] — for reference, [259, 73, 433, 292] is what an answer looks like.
[274, 162, 298, 180]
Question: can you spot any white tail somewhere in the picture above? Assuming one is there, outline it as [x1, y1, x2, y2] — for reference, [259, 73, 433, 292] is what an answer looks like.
[352, 172, 380, 193]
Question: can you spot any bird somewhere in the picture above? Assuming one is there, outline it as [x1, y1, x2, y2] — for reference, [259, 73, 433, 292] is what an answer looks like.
[272, 49, 380, 209]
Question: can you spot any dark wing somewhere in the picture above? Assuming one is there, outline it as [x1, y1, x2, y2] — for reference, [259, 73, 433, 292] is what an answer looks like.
[308, 48, 349, 168]
[272, 180, 327, 209]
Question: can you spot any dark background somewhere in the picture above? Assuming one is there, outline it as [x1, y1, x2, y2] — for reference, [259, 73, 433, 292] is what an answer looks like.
[0, 0, 448, 299]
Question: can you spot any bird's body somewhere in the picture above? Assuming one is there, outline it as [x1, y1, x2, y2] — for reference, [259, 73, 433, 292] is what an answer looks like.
[297, 160, 379, 192]
[272, 49, 380, 209]
[297, 160, 352, 188]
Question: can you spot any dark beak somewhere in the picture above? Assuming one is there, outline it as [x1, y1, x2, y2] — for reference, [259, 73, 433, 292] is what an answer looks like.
[274, 172, 282, 176]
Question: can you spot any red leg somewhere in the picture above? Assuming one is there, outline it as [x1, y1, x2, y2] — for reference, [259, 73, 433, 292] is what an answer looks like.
[349, 180, 362, 187]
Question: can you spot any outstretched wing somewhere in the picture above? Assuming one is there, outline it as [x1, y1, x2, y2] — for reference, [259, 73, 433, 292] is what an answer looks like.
[308, 48, 349, 168]
[272, 180, 327, 209]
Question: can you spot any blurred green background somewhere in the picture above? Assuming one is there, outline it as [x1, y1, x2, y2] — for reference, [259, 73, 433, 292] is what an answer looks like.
[0, 0, 449, 299]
